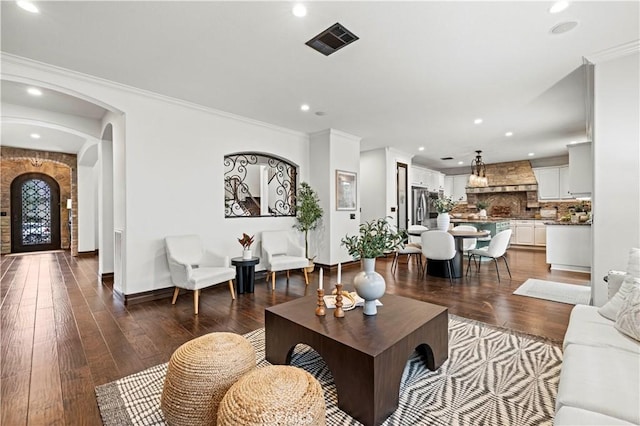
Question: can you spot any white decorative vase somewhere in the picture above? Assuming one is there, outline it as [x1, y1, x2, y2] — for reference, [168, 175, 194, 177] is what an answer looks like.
[479, 209, 487, 218]
[242, 249, 252, 260]
[353, 258, 385, 315]
[436, 213, 450, 231]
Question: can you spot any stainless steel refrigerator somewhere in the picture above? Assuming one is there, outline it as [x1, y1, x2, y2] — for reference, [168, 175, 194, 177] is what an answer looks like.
[412, 187, 439, 229]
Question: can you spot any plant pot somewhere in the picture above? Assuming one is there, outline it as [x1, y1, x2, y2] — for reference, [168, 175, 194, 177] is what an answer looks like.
[242, 249, 252, 260]
[479, 209, 487, 218]
[436, 213, 450, 231]
[353, 258, 385, 315]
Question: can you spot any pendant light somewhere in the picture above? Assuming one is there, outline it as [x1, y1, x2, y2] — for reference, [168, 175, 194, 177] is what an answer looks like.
[469, 150, 488, 187]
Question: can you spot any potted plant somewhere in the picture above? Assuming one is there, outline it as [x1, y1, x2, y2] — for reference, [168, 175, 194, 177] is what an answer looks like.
[293, 182, 324, 272]
[340, 217, 403, 315]
[433, 195, 458, 230]
[238, 233, 255, 259]
[476, 200, 490, 218]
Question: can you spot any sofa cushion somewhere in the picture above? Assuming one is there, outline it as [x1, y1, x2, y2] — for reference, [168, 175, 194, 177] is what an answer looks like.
[599, 275, 640, 321]
[555, 406, 636, 425]
[563, 305, 640, 354]
[615, 285, 640, 342]
[556, 345, 640, 425]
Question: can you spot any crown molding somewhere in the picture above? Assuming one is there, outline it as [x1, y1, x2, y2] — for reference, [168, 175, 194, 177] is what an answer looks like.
[1, 53, 307, 139]
[585, 39, 640, 64]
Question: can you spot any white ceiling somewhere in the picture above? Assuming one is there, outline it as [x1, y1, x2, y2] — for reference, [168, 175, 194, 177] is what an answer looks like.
[1, 1, 638, 169]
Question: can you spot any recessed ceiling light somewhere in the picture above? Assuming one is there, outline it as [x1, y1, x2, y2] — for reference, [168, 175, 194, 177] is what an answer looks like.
[474, 118, 483, 124]
[505, 131, 513, 137]
[16, 0, 39, 13]
[549, 1, 569, 14]
[550, 21, 579, 35]
[27, 87, 43, 96]
[458, 161, 464, 165]
[292, 4, 307, 17]
[418, 147, 425, 151]
[30, 133, 41, 139]
[300, 104, 310, 111]
[528, 152, 535, 157]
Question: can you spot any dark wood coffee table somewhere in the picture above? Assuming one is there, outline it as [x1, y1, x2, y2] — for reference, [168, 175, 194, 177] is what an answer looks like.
[265, 294, 448, 426]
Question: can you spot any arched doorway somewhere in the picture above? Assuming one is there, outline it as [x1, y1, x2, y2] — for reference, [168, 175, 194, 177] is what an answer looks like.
[11, 173, 61, 253]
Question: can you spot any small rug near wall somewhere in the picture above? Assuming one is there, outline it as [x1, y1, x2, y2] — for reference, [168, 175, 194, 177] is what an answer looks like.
[95, 317, 562, 426]
[514, 279, 591, 305]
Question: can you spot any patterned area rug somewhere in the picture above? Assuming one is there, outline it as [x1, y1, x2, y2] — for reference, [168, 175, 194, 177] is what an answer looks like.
[95, 316, 562, 425]
[514, 279, 591, 305]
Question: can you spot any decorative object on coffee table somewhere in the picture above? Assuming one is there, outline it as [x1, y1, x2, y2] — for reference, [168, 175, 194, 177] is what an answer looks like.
[316, 267, 325, 316]
[160, 332, 255, 426]
[341, 217, 403, 315]
[334, 283, 345, 317]
[217, 365, 326, 426]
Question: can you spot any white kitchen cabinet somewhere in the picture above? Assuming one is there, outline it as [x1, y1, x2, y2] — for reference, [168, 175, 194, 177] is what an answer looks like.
[515, 220, 534, 245]
[558, 166, 572, 199]
[546, 224, 592, 273]
[568, 142, 592, 198]
[510, 220, 518, 245]
[444, 176, 454, 197]
[534, 220, 546, 246]
[451, 174, 467, 202]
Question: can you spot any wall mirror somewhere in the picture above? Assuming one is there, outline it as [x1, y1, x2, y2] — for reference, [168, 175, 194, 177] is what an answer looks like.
[224, 153, 297, 217]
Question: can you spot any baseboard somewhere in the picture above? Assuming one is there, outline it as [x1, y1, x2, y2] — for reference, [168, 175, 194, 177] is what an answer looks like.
[100, 272, 114, 279]
[315, 259, 360, 270]
[77, 250, 98, 258]
[123, 287, 176, 306]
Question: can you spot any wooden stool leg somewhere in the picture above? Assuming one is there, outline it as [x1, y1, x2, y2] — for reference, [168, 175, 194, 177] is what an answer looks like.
[193, 289, 200, 315]
[172, 287, 180, 304]
[228, 280, 236, 299]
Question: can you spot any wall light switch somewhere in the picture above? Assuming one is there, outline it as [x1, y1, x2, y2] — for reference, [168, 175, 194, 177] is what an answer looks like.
[350, 213, 356, 220]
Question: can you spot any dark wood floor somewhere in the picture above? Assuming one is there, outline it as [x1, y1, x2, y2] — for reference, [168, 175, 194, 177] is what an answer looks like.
[1, 248, 589, 425]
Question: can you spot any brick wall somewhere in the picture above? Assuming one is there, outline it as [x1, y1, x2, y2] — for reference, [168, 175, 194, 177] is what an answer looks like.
[1, 147, 78, 255]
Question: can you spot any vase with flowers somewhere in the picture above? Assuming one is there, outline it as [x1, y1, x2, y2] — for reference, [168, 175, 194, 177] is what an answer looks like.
[433, 195, 458, 231]
[238, 233, 255, 259]
[340, 217, 404, 315]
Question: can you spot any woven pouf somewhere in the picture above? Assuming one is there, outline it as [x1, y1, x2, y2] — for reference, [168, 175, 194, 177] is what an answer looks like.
[160, 332, 256, 426]
[217, 365, 326, 425]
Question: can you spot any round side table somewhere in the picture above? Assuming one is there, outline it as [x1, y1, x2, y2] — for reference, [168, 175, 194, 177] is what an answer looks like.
[231, 257, 260, 294]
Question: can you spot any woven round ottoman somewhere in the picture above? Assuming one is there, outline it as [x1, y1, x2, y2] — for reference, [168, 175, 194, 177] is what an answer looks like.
[160, 332, 255, 426]
[217, 365, 326, 425]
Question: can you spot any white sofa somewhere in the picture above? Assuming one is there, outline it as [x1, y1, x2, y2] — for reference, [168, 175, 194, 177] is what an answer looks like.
[555, 272, 640, 425]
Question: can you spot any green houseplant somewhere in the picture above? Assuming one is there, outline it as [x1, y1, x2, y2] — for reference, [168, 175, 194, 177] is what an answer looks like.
[433, 195, 458, 213]
[293, 182, 324, 265]
[340, 217, 403, 260]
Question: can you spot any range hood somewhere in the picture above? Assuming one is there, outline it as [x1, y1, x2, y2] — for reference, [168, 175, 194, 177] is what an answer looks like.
[465, 160, 539, 207]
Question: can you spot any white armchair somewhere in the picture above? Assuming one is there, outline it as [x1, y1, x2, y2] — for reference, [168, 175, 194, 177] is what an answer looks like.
[261, 231, 310, 290]
[165, 235, 236, 315]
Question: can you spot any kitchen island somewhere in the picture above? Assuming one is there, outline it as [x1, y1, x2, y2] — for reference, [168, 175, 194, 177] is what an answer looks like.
[449, 218, 511, 247]
[545, 222, 592, 273]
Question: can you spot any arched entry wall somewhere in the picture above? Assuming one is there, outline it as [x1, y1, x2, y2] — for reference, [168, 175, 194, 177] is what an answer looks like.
[0, 146, 77, 255]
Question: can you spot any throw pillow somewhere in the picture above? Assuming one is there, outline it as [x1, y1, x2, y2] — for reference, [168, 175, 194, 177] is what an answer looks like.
[599, 275, 640, 321]
[615, 284, 640, 342]
[627, 247, 640, 279]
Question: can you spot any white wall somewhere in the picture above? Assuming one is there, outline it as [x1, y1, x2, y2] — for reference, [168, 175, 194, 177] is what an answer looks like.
[77, 164, 96, 252]
[385, 148, 413, 228]
[3, 55, 309, 295]
[360, 149, 387, 224]
[592, 49, 640, 305]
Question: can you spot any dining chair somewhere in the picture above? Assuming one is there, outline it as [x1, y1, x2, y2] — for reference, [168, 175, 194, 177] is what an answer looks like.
[466, 229, 513, 282]
[165, 235, 236, 315]
[407, 224, 429, 247]
[453, 225, 478, 253]
[421, 231, 457, 284]
[391, 242, 423, 273]
[261, 230, 309, 290]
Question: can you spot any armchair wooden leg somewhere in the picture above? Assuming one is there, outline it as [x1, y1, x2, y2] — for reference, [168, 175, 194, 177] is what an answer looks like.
[271, 272, 276, 290]
[287, 270, 290, 280]
[172, 287, 180, 304]
[303, 268, 309, 285]
[193, 289, 200, 315]
[228, 280, 236, 300]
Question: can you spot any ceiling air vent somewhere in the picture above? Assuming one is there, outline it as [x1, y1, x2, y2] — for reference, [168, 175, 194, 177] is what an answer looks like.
[306, 23, 359, 56]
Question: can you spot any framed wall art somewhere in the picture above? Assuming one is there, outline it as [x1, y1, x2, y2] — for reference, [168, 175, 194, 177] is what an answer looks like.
[336, 170, 357, 211]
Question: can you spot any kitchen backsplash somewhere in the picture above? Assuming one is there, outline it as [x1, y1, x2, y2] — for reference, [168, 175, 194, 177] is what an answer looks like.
[451, 193, 590, 219]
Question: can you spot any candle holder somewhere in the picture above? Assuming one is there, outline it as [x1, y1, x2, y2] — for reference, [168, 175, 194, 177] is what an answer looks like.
[315, 288, 326, 316]
[334, 284, 345, 318]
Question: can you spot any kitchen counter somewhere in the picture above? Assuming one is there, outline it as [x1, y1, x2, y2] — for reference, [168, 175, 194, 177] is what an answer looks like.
[450, 218, 511, 223]
[544, 221, 591, 226]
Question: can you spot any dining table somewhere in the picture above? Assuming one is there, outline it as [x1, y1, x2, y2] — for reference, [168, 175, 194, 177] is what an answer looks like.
[407, 228, 491, 278]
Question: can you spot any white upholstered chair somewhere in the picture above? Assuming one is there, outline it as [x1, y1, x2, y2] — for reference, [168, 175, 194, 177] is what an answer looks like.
[421, 231, 457, 284]
[165, 235, 236, 315]
[466, 229, 513, 282]
[391, 242, 423, 274]
[453, 225, 478, 253]
[261, 231, 309, 290]
[407, 224, 429, 247]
